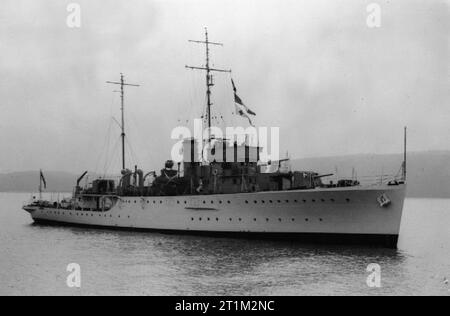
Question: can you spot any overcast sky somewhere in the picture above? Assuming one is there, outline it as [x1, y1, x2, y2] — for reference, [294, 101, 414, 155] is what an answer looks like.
[0, 0, 448, 174]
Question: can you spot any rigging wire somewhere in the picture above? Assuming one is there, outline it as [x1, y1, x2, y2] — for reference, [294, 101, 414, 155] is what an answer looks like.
[103, 135, 121, 175]
[94, 93, 118, 176]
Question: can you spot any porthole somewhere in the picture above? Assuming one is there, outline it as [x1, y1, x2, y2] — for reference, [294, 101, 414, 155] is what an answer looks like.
[238, 218, 242, 221]
[305, 218, 309, 222]
[266, 218, 269, 222]
[219, 201, 222, 204]
[277, 200, 281, 203]
[191, 217, 194, 221]
[177, 201, 180, 204]
[319, 218, 323, 222]
[261, 200, 265, 204]
[229, 218, 232, 221]
[216, 217, 219, 221]
[160, 201, 163, 204]
[253, 218, 257, 221]
[211, 201, 214, 204]
[254, 201, 257, 204]
[203, 201, 206, 204]
[285, 200, 289, 203]
[294, 200, 298, 203]
[278, 218, 282, 222]
[227, 201, 231, 204]
[199, 217, 202, 221]
[330, 199, 335, 202]
[321, 199, 325, 202]
[153, 201, 156, 204]
[346, 198, 350, 202]
[269, 200, 273, 203]
[245, 200, 249, 204]
[207, 218, 210, 221]
[312, 199, 316, 202]
[303, 199, 307, 203]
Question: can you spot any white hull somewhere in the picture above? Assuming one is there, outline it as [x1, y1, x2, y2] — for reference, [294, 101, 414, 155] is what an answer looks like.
[25, 184, 406, 247]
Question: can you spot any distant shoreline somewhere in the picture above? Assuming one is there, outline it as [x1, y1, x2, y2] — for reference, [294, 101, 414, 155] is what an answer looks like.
[1, 151, 449, 199]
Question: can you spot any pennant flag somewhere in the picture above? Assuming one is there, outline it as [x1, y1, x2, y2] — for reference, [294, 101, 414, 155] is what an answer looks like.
[234, 103, 254, 126]
[40, 169, 47, 189]
[231, 79, 256, 122]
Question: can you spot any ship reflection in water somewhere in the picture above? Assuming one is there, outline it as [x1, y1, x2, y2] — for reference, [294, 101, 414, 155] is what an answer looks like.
[1, 193, 449, 296]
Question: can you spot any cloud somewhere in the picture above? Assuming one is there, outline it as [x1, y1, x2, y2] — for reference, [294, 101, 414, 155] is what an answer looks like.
[0, 0, 448, 173]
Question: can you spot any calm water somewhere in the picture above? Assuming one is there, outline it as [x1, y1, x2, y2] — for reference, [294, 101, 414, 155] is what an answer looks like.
[0, 192, 449, 296]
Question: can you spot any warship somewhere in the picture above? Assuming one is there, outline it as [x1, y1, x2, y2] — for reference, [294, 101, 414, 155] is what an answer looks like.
[23, 29, 407, 248]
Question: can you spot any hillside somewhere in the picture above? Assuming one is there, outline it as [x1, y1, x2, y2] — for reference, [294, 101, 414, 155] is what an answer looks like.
[290, 151, 450, 198]
[0, 151, 449, 198]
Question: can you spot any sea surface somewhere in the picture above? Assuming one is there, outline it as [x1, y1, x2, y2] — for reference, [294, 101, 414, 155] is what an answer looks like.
[0, 192, 449, 296]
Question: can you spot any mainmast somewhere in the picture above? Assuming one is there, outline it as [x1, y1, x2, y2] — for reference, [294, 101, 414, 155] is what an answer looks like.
[107, 74, 140, 170]
[186, 28, 231, 141]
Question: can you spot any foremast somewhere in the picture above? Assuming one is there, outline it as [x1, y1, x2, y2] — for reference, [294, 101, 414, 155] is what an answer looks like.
[107, 74, 140, 170]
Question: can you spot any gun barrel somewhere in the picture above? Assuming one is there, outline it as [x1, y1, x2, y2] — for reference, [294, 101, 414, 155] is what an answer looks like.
[314, 173, 334, 179]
